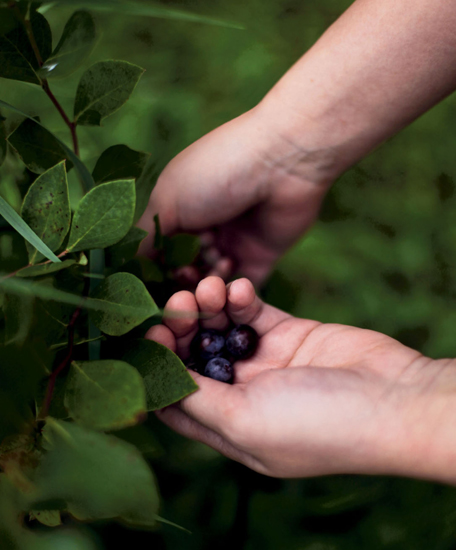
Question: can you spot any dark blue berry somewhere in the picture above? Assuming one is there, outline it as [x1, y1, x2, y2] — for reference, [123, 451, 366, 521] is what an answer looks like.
[226, 324, 258, 359]
[204, 357, 233, 383]
[191, 329, 225, 360]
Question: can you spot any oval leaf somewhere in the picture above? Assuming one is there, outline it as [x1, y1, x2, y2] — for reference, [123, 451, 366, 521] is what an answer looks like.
[0, 11, 51, 85]
[89, 272, 158, 336]
[40, 11, 96, 79]
[32, 419, 160, 525]
[8, 118, 73, 174]
[21, 161, 71, 264]
[64, 360, 147, 431]
[133, 157, 159, 223]
[67, 179, 135, 252]
[17, 259, 77, 278]
[106, 226, 148, 268]
[0, 196, 61, 263]
[123, 339, 198, 410]
[74, 60, 144, 126]
[0, 100, 95, 193]
[29, 510, 62, 527]
[92, 144, 150, 185]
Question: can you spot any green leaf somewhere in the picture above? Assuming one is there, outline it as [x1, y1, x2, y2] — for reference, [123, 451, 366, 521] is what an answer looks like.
[115, 424, 163, 458]
[39, 0, 245, 29]
[67, 179, 135, 252]
[0, 274, 158, 323]
[120, 257, 164, 283]
[0, 343, 51, 441]
[0, 276, 92, 310]
[64, 360, 147, 431]
[92, 144, 150, 185]
[164, 233, 200, 268]
[89, 272, 158, 336]
[33, 419, 160, 525]
[2, 293, 34, 345]
[17, 259, 77, 278]
[106, 226, 148, 268]
[21, 161, 70, 264]
[40, 11, 96, 79]
[31, 10, 52, 62]
[74, 60, 144, 126]
[8, 118, 73, 174]
[133, 157, 159, 223]
[30, 509, 62, 527]
[123, 339, 198, 411]
[0, 11, 51, 85]
[0, 196, 61, 263]
[0, 115, 6, 167]
[0, 100, 95, 193]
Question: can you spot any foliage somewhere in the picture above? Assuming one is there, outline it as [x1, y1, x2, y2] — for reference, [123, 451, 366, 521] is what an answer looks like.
[0, 1, 217, 545]
[2, 0, 456, 549]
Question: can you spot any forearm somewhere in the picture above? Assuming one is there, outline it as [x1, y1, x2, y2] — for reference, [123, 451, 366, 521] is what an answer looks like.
[257, 0, 456, 183]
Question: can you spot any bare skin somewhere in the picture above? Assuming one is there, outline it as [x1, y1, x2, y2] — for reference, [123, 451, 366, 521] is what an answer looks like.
[138, 0, 456, 285]
[147, 277, 456, 484]
[138, 0, 456, 483]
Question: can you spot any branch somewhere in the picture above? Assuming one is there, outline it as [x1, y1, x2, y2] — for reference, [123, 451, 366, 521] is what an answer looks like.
[11, 2, 43, 67]
[7, 2, 80, 156]
[0, 250, 69, 283]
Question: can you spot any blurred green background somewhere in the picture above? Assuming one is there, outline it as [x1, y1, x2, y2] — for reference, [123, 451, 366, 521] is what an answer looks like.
[3, 0, 456, 548]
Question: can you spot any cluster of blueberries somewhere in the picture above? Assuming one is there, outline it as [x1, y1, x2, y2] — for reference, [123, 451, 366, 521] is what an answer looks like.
[188, 325, 259, 383]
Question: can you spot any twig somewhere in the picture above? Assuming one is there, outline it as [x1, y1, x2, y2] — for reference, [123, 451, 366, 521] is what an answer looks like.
[11, 2, 43, 67]
[41, 81, 80, 156]
[8, 2, 80, 156]
[0, 250, 69, 283]
[38, 307, 81, 419]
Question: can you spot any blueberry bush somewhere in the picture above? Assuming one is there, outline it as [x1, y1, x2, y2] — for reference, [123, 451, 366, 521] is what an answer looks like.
[0, 1, 237, 547]
[2, 1, 456, 549]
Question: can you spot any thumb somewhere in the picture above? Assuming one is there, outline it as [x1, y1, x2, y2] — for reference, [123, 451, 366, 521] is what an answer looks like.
[175, 370, 247, 441]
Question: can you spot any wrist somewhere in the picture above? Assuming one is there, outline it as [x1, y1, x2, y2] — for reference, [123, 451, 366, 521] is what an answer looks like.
[365, 357, 456, 484]
[247, 100, 341, 193]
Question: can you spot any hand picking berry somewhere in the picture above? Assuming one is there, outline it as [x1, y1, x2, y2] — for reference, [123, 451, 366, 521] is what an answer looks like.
[191, 329, 226, 360]
[225, 324, 259, 360]
[204, 357, 233, 383]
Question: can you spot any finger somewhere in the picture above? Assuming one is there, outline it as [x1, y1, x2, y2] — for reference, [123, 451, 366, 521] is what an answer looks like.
[176, 370, 246, 441]
[145, 324, 177, 353]
[163, 290, 199, 359]
[195, 276, 230, 331]
[226, 278, 290, 337]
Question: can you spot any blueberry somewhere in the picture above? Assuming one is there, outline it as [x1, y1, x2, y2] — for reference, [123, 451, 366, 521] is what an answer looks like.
[204, 357, 233, 383]
[226, 324, 258, 359]
[191, 329, 225, 360]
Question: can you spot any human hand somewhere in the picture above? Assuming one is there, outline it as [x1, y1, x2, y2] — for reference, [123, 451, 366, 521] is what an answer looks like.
[137, 107, 336, 286]
[147, 276, 456, 482]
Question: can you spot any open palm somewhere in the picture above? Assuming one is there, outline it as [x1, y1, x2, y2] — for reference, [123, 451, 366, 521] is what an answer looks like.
[147, 276, 435, 479]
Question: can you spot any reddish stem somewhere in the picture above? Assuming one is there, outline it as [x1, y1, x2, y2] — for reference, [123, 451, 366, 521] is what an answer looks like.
[41, 81, 80, 156]
[10, 3, 43, 67]
[8, 2, 80, 156]
[39, 308, 81, 419]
